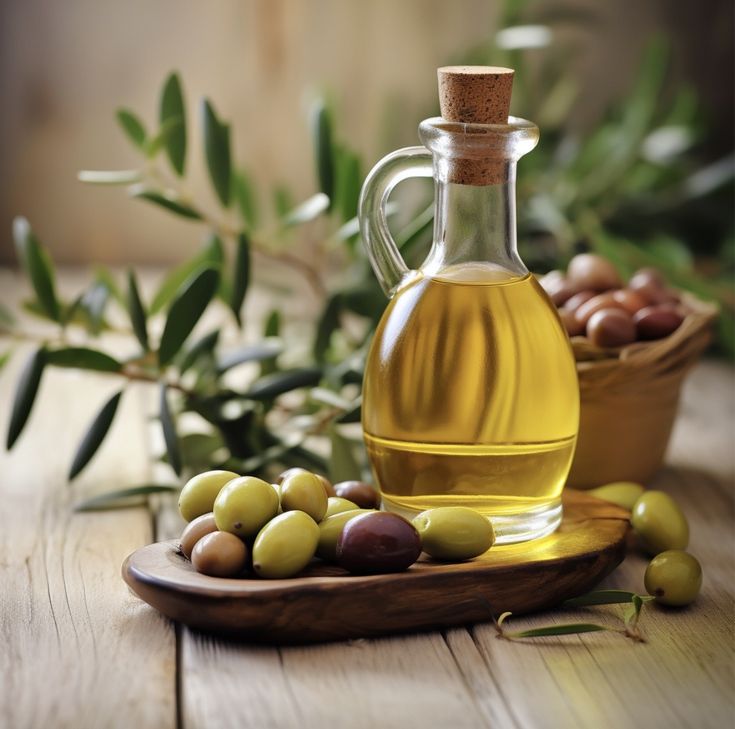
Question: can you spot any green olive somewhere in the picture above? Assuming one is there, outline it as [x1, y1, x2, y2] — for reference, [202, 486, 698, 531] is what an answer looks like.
[316, 509, 374, 561]
[213, 476, 280, 539]
[644, 550, 702, 606]
[178, 470, 239, 522]
[631, 490, 689, 555]
[324, 497, 359, 518]
[280, 471, 328, 522]
[252, 511, 320, 578]
[412, 507, 495, 560]
[191, 531, 248, 578]
[588, 482, 645, 511]
[180, 512, 218, 559]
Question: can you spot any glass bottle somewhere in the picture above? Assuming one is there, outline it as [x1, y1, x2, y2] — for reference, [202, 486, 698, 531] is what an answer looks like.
[357, 67, 579, 543]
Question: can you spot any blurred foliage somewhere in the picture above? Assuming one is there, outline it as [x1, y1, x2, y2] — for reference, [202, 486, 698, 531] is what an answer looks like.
[2, 5, 733, 504]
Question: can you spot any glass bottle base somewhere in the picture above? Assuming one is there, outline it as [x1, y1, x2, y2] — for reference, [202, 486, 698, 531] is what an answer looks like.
[381, 496, 562, 545]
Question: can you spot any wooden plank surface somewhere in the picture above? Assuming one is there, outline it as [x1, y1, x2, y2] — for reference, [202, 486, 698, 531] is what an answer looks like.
[1, 267, 733, 729]
[0, 270, 176, 729]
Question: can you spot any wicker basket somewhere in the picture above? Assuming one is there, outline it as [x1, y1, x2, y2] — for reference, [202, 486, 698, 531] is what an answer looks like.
[568, 293, 718, 489]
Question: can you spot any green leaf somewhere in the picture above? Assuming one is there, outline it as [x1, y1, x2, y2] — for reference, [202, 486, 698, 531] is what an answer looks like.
[77, 282, 111, 334]
[46, 347, 122, 373]
[116, 108, 147, 150]
[260, 310, 281, 376]
[68, 390, 123, 479]
[244, 367, 322, 400]
[0, 350, 12, 373]
[13, 217, 61, 322]
[273, 185, 295, 219]
[229, 233, 251, 326]
[131, 188, 202, 220]
[314, 293, 342, 362]
[158, 267, 220, 366]
[126, 269, 149, 351]
[336, 398, 362, 424]
[6, 347, 45, 449]
[505, 623, 611, 639]
[563, 590, 640, 607]
[77, 170, 142, 185]
[93, 267, 124, 305]
[178, 329, 220, 375]
[201, 99, 231, 207]
[0, 301, 15, 328]
[217, 338, 284, 373]
[282, 193, 330, 227]
[233, 169, 259, 230]
[328, 425, 361, 483]
[150, 235, 223, 314]
[310, 99, 334, 203]
[333, 146, 361, 222]
[160, 72, 187, 175]
[144, 116, 183, 158]
[74, 484, 178, 512]
[175, 432, 225, 470]
[159, 385, 182, 476]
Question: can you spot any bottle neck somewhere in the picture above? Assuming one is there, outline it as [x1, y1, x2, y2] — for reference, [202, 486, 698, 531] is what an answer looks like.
[422, 163, 527, 280]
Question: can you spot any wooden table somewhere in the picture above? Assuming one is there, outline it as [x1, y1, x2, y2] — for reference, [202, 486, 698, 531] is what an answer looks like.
[1, 270, 733, 729]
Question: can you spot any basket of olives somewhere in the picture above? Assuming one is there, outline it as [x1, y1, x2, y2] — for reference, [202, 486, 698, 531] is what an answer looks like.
[540, 254, 718, 489]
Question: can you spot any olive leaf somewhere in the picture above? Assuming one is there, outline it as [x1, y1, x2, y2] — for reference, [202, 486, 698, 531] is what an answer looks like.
[45, 347, 122, 373]
[336, 398, 361, 424]
[160, 72, 187, 175]
[178, 329, 220, 375]
[260, 310, 281, 376]
[69, 389, 123, 480]
[150, 235, 223, 314]
[201, 98, 231, 207]
[93, 266, 124, 305]
[229, 233, 251, 326]
[314, 293, 342, 362]
[328, 425, 361, 483]
[159, 384, 182, 476]
[333, 145, 361, 223]
[244, 367, 322, 400]
[281, 193, 330, 228]
[563, 590, 641, 607]
[13, 217, 61, 322]
[74, 484, 178, 512]
[126, 269, 149, 351]
[67, 281, 110, 335]
[233, 169, 259, 231]
[158, 267, 220, 366]
[78, 170, 142, 185]
[0, 301, 15, 328]
[144, 116, 184, 158]
[116, 108, 147, 150]
[502, 623, 612, 639]
[273, 185, 295, 220]
[6, 347, 46, 449]
[130, 188, 202, 220]
[216, 338, 284, 374]
[0, 350, 12, 373]
[310, 99, 334, 204]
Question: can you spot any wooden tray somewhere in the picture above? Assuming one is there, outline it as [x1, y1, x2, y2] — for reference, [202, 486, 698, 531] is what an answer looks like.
[123, 490, 629, 644]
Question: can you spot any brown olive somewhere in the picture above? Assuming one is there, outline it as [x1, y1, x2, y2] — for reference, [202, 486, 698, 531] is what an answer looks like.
[567, 253, 622, 291]
[336, 512, 422, 574]
[180, 512, 218, 559]
[612, 289, 649, 315]
[562, 290, 597, 313]
[634, 306, 684, 340]
[559, 308, 584, 337]
[334, 480, 381, 509]
[586, 308, 637, 347]
[315, 473, 337, 498]
[574, 292, 626, 326]
[539, 271, 577, 306]
[191, 531, 248, 577]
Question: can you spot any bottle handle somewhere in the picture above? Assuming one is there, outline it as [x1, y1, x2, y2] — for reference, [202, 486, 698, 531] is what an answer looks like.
[358, 146, 433, 297]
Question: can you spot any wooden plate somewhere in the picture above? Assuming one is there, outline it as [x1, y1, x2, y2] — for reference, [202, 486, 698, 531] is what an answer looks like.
[122, 489, 629, 644]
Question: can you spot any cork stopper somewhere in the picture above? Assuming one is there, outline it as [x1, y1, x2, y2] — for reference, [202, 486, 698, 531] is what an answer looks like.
[438, 66, 514, 124]
[436, 66, 514, 185]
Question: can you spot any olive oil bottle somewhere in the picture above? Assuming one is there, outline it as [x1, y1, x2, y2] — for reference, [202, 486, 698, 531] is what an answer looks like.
[358, 67, 579, 542]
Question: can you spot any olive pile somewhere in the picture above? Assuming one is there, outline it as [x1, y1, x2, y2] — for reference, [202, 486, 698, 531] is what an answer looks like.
[177, 469, 496, 579]
[589, 481, 702, 606]
[540, 254, 687, 348]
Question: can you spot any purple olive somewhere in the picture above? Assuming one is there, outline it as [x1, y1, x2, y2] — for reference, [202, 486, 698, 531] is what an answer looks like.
[336, 512, 422, 574]
[334, 480, 381, 509]
[634, 306, 684, 340]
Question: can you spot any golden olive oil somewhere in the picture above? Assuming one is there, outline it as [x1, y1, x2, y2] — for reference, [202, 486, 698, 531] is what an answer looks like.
[362, 264, 579, 528]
